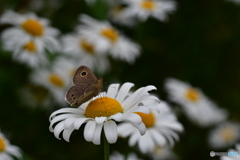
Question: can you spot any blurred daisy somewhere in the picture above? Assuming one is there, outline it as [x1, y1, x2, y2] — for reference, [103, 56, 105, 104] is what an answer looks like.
[18, 84, 51, 109]
[0, 131, 22, 160]
[2, 39, 47, 68]
[165, 78, 228, 127]
[77, 14, 140, 64]
[150, 147, 177, 160]
[118, 101, 183, 153]
[226, 0, 240, 4]
[61, 33, 110, 74]
[123, 0, 177, 22]
[208, 122, 240, 149]
[220, 144, 240, 160]
[49, 82, 160, 145]
[110, 151, 142, 160]
[109, 4, 136, 26]
[0, 10, 60, 53]
[30, 65, 71, 106]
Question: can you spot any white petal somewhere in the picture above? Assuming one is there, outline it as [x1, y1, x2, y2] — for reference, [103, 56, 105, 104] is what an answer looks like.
[139, 133, 155, 153]
[107, 83, 120, 98]
[129, 131, 140, 146]
[109, 113, 123, 122]
[149, 129, 166, 147]
[49, 108, 83, 121]
[63, 125, 75, 142]
[50, 114, 78, 131]
[132, 122, 146, 135]
[115, 82, 134, 103]
[117, 123, 136, 137]
[53, 122, 64, 139]
[74, 118, 89, 129]
[95, 117, 107, 124]
[104, 121, 118, 144]
[131, 106, 150, 114]
[64, 117, 78, 129]
[123, 113, 142, 125]
[84, 121, 96, 142]
[92, 123, 103, 145]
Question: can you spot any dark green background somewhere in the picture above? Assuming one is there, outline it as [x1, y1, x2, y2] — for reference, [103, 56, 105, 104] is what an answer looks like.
[0, 0, 240, 159]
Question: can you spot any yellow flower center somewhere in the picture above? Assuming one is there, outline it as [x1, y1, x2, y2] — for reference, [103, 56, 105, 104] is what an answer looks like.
[80, 39, 95, 55]
[135, 111, 156, 128]
[141, 0, 156, 11]
[0, 138, 6, 152]
[185, 88, 200, 102]
[220, 126, 236, 142]
[85, 97, 123, 118]
[23, 41, 37, 52]
[48, 74, 65, 87]
[101, 27, 119, 42]
[21, 19, 44, 36]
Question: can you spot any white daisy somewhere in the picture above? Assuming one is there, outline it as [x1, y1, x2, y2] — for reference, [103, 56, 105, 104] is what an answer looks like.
[150, 147, 177, 160]
[61, 33, 110, 74]
[49, 82, 160, 145]
[0, 10, 60, 53]
[123, 0, 177, 22]
[165, 78, 228, 127]
[2, 39, 47, 68]
[208, 122, 240, 149]
[30, 65, 71, 106]
[220, 144, 240, 160]
[110, 151, 142, 160]
[77, 14, 140, 64]
[118, 101, 183, 153]
[0, 132, 22, 160]
[109, 4, 137, 26]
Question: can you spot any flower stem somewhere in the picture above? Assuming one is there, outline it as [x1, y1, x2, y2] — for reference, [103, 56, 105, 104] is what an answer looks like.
[103, 132, 109, 160]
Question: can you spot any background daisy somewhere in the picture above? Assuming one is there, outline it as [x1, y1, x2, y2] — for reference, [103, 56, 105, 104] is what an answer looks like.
[208, 122, 240, 149]
[77, 14, 141, 64]
[0, 131, 22, 160]
[165, 78, 228, 127]
[220, 144, 240, 160]
[118, 101, 183, 153]
[123, 0, 177, 22]
[110, 151, 142, 160]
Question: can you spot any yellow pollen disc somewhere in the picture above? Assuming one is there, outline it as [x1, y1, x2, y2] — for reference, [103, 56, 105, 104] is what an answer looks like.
[48, 74, 65, 87]
[100, 27, 119, 42]
[135, 111, 156, 128]
[141, 0, 156, 11]
[23, 41, 37, 52]
[85, 97, 123, 118]
[21, 19, 44, 36]
[0, 138, 6, 152]
[220, 127, 236, 142]
[185, 88, 200, 102]
[80, 39, 95, 55]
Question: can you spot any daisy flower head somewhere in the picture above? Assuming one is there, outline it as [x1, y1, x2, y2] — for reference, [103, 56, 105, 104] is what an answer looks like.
[220, 144, 240, 160]
[110, 151, 142, 160]
[0, 131, 22, 160]
[150, 147, 176, 160]
[2, 38, 47, 68]
[208, 122, 240, 149]
[30, 65, 71, 106]
[49, 82, 160, 145]
[77, 14, 140, 64]
[61, 33, 110, 74]
[118, 101, 183, 153]
[123, 0, 177, 22]
[165, 78, 228, 127]
[0, 10, 60, 53]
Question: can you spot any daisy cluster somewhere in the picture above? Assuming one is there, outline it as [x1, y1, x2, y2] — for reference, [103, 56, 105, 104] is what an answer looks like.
[0, 0, 239, 160]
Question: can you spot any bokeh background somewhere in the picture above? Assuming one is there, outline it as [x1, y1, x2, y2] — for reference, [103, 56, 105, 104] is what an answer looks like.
[0, 0, 240, 160]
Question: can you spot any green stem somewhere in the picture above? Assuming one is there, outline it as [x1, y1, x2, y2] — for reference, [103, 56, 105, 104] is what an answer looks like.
[103, 132, 109, 160]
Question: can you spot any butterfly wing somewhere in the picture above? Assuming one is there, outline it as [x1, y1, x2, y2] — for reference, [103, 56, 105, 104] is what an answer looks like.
[65, 84, 88, 105]
[72, 66, 97, 86]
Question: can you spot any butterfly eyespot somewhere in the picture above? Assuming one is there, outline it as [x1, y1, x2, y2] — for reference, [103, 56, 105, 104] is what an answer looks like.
[80, 70, 88, 77]
[71, 94, 75, 97]
[72, 97, 76, 100]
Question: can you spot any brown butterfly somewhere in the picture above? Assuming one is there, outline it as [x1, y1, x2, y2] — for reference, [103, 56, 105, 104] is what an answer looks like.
[65, 66, 103, 107]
